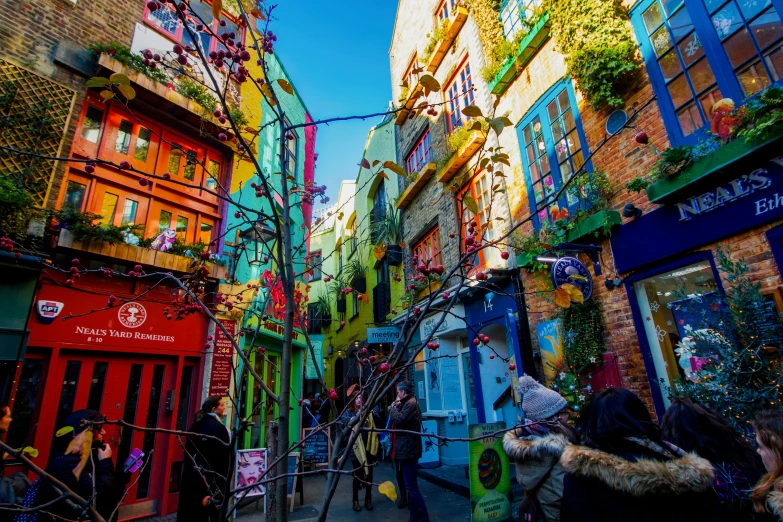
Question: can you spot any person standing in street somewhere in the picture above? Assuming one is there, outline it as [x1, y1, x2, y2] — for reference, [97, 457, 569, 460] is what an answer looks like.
[177, 396, 232, 522]
[751, 411, 783, 520]
[389, 380, 429, 522]
[503, 375, 579, 522]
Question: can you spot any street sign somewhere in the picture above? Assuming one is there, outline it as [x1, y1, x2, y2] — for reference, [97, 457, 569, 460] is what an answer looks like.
[367, 326, 401, 344]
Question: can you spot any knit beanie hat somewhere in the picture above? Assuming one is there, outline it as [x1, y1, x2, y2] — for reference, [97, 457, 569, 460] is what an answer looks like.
[519, 375, 567, 421]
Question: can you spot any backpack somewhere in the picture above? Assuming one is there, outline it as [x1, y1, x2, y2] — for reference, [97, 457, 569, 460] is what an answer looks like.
[518, 464, 554, 522]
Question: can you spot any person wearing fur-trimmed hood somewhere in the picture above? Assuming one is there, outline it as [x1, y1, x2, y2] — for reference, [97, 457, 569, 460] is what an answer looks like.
[560, 388, 720, 522]
[503, 375, 578, 522]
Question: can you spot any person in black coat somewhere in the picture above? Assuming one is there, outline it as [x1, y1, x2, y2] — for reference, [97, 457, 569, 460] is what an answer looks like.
[662, 397, 774, 521]
[560, 388, 720, 522]
[389, 381, 429, 522]
[37, 409, 119, 522]
[177, 396, 232, 522]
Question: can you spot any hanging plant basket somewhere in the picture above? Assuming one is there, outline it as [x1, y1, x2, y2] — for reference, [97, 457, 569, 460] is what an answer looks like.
[386, 245, 403, 265]
[352, 276, 367, 294]
[336, 297, 347, 313]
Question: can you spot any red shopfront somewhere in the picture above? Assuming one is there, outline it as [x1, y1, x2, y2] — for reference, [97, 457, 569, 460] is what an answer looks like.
[11, 274, 210, 520]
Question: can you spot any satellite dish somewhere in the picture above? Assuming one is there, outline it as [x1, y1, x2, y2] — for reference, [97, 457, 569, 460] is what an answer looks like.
[605, 109, 628, 136]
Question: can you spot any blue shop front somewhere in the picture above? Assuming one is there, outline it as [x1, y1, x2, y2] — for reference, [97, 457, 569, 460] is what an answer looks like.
[411, 277, 525, 466]
[610, 149, 783, 416]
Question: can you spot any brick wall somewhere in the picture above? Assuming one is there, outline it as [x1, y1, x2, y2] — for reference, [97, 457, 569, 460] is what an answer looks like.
[497, 13, 783, 411]
[0, 0, 145, 207]
[390, 0, 514, 288]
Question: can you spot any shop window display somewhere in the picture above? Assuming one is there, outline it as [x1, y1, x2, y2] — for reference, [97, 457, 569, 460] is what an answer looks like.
[632, 259, 721, 406]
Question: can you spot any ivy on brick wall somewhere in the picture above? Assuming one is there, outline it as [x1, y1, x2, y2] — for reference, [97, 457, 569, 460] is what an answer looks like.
[463, 0, 507, 83]
[543, 0, 639, 111]
[556, 298, 606, 369]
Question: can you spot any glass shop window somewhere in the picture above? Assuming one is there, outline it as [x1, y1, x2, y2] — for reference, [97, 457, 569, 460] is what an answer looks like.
[633, 259, 722, 407]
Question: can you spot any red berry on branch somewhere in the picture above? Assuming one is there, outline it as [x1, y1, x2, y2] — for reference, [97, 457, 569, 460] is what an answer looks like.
[489, 354, 495, 359]
[218, 133, 227, 141]
[65, 279, 74, 286]
[501, 251, 510, 260]
[329, 388, 338, 400]
[635, 131, 649, 145]
[119, 161, 130, 169]
[84, 164, 95, 173]
[508, 363, 516, 371]
[379, 363, 390, 374]
[162, 172, 171, 180]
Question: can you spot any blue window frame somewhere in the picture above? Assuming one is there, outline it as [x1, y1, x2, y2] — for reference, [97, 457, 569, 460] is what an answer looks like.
[630, 0, 783, 145]
[516, 79, 591, 229]
[500, 0, 542, 39]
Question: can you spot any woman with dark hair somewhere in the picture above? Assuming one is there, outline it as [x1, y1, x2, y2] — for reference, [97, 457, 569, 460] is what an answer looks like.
[751, 411, 783, 519]
[503, 375, 578, 522]
[662, 397, 769, 520]
[560, 388, 719, 522]
[177, 396, 232, 522]
[336, 385, 380, 512]
[390, 380, 429, 522]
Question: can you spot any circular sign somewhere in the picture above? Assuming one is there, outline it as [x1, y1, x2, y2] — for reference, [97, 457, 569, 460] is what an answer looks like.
[551, 257, 593, 302]
[118, 302, 147, 328]
[605, 109, 628, 135]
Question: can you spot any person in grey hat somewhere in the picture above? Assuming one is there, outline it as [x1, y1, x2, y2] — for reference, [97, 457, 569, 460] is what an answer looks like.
[502, 375, 578, 522]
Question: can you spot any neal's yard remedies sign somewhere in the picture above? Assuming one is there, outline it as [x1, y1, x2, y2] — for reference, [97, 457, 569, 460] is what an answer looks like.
[611, 155, 783, 273]
[469, 423, 512, 522]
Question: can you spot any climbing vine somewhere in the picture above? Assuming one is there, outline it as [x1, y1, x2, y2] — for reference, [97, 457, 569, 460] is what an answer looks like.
[463, 0, 508, 83]
[556, 298, 606, 369]
[543, 0, 640, 110]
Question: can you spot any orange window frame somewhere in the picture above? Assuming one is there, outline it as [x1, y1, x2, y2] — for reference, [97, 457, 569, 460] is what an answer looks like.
[142, 1, 245, 54]
[413, 227, 442, 268]
[71, 98, 107, 159]
[402, 55, 418, 89]
[459, 172, 496, 270]
[444, 56, 475, 133]
[100, 103, 162, 173]
[436, 0, 456, 20]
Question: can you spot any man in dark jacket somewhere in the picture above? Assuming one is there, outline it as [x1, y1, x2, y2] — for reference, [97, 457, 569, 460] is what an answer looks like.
[389, 381, 429, 522]
[37, 409, 119, 521]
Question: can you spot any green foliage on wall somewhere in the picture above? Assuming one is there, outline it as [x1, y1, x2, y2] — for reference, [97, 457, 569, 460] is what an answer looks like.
[556, 298, 606, 369]
[543, 0, 640, 110]
[463, 0, 508, 83]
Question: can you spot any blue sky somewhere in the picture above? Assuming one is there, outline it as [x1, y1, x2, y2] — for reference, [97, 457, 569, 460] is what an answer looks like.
[269, 1, 399, 209]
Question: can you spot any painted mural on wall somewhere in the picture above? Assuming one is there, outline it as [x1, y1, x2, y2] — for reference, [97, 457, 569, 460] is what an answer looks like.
[536, 319, 564, 386]
[261, 269, 307, 329]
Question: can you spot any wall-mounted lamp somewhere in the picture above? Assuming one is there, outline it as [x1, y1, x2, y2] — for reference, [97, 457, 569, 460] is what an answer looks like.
[622, 203, 643, 219]
[327, 345, 333, 355]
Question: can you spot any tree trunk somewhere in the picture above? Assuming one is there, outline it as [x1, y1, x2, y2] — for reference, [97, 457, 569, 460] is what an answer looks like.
[266, 422, 279, 522]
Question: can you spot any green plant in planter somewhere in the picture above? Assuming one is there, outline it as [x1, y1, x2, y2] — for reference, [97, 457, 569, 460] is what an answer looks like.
[88, 42, 171, 85]
[422, 19, 450, 63]
[313, 292, 332, 324]
[734, 86, 783, 142]
[49, 207, 141, 244]
[544, 0, 640, 110]
[555, 298, 606, 369]
[345, 257, 367, 292]
[372, 204, 403, 247]
[650, 145, 695, 180]
[447, 120, 488, 153]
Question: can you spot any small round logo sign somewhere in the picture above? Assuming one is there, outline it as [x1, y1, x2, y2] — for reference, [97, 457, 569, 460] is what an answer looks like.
[551, 257, 593, 302]
[118, 302, 147, 328]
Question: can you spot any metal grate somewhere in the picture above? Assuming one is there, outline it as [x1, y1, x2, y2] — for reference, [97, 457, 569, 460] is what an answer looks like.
[0, 59, 76, 205]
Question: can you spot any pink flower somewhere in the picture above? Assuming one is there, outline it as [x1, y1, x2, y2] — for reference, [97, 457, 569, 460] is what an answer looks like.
[167, 83, 175, 90]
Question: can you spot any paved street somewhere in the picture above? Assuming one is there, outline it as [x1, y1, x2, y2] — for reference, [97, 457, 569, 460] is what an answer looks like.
[235, 463, 471, 522]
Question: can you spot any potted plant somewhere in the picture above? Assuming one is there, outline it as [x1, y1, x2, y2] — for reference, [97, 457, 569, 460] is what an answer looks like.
[371, 203, 404, 265]
[331, 280, 348, 313]
[314, 293, 332, 329]
[345, 257, 367, 294]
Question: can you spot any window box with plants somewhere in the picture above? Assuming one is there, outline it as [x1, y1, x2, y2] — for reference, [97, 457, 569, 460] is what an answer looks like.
[394, 82, 425, 125]
[436, 127, 486, 183]
[396, 163, 437, 209]
[372, 204, 404, 265]
[345, 257, 367, 294]
[423, 6, 469, 74]
[54, 208, 226, 278]
[640, 88, 783, 205]
[313, 293, 332, 331]
[488, 13, 551, 96]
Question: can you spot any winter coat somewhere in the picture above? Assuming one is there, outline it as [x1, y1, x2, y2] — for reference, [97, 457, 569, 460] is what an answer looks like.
[176, 414, 232, 522]
[503, 427, 571, 522]
[560, 440, 719, 522]
[37, 451, 119, 521]
[389, 394, 422, 461]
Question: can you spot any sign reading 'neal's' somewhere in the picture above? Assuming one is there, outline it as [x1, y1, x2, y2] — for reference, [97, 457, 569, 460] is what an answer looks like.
[675, 161, 780, 221]
[610, 154, 783, 273]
